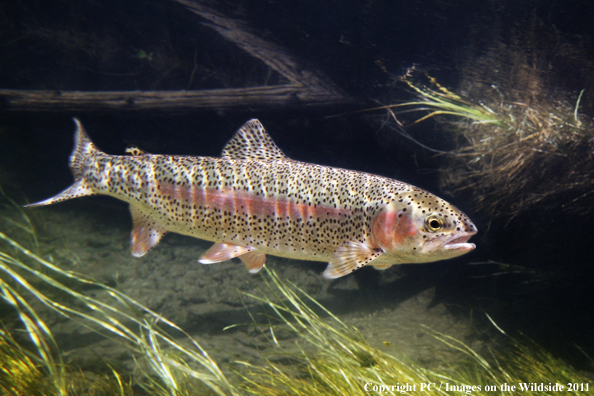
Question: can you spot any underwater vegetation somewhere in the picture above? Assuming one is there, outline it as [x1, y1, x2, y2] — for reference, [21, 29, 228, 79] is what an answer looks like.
[0, 192, 234, 395]
[0, 191, 592, 395]
[402, 70, 593, 219]
[372, 22, 594, 219]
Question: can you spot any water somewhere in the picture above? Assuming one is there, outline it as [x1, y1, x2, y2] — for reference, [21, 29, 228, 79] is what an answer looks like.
[1, 0, 593, 389]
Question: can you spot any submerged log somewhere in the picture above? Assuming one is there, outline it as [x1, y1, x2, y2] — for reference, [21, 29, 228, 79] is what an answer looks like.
[174, 0, 341, 91]
[0, 0, 351, 112]
[0, 84, 350, 112]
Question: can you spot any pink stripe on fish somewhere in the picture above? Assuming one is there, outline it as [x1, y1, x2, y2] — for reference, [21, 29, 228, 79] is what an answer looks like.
[156, 183, 351, 220]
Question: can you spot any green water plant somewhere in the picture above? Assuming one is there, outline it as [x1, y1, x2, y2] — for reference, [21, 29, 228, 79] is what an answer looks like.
[369, 70, 502, 129]
[234, 271, 591, 396]
[0, 195, 236, 396]
[0, 326, 130, 396]
[0, 193, 591, 395]
[369, 63, 594, 218]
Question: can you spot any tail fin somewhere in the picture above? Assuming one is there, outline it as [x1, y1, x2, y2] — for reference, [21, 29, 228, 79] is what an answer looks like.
[25, 118, 98, 207]
[69, 118, 96, 180]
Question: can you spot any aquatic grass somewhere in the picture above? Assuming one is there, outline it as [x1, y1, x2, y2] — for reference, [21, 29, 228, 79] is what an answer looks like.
[0, 325, 54, 396]
[0, 230, 238, 395]
[0, 193, 238, 396]
[1, 185, 39, 250]
[235, 272, 452, 395]
[0, 193, 591, 395]
[368, 73, 502, 128]
[367, 64, 594, 218]
[234, 269, 591, 396]
[0, 324, 132, 396]
[438, 76, 594, 218]
[0, 241, 69, 395]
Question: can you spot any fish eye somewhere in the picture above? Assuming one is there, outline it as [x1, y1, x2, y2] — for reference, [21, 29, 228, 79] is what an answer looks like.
[425, 214, 444, 232]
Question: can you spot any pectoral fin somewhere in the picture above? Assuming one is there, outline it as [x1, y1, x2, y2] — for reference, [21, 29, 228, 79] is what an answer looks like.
[323, 241, 384, 279]
[130, 206, 167, 257]
[199, 243, 254, 264]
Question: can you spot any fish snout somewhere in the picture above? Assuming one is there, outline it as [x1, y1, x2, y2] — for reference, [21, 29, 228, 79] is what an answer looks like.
[443, 227, 477, 252]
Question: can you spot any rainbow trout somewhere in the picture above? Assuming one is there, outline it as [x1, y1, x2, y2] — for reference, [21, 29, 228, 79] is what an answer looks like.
[26, 119, 477, 278]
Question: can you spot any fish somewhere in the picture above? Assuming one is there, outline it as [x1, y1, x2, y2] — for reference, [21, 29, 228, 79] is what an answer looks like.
[25, 118, 477, 278]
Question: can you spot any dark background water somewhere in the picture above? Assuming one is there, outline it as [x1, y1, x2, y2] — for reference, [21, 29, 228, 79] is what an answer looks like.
[1, 0, 594, 370]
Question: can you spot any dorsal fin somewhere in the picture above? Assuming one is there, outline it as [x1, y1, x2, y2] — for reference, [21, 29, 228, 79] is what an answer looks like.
[221, 119, 289, 160]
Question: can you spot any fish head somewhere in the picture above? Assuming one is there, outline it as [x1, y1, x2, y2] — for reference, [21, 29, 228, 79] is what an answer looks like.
[370, 190, 477, 264]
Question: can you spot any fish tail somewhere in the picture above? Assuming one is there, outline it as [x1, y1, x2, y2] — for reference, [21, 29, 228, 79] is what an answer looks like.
[69, 117, 96, 180]
[25, 118, 98, 207]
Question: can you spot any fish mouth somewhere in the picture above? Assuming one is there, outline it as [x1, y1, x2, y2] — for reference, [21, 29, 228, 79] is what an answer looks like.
[443, 233, 476, 251]
[420, 231, 477, 255]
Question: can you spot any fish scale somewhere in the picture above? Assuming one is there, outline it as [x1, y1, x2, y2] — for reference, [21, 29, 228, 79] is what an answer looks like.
[26, 118, 477, 278]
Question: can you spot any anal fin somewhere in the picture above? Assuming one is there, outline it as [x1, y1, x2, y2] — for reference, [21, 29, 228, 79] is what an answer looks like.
[130, 205, 167, 257]
[199, 243, 253, 264]
[323, 241, 384, 279]
[239, 251, 266, 273]
[199, 243, 266, 274]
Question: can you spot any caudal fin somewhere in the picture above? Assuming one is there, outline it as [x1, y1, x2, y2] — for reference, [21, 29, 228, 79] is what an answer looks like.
[69, 118, 97, 180]
[25, 118, 98, 207]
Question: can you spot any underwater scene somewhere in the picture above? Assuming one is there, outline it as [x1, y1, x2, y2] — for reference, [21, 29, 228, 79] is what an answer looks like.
[1, 0, 593, 394]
